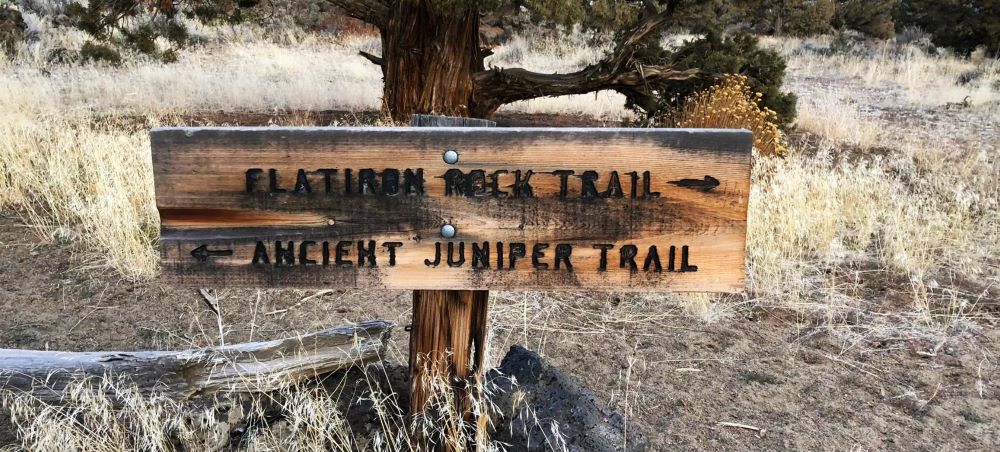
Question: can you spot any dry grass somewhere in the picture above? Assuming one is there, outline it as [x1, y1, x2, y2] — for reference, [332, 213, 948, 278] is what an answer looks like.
[748, 122, 997, 313]
[763, 36, 1000, 112]
[2, 377, 184, 451]
[793, 90, 883, 149]
[5, 29, 382, 116]
[0, 342, 521, 452]
[0, 117, 159, 278]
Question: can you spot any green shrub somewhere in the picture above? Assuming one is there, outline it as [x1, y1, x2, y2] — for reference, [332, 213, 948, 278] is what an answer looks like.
[80, 41, 122, 66]
[125, 25, 158, 55]
[783, 0, 836, 36]
[161, 49, 179, 64]
[834, 0, 895, 39]
[637, 31, 797, 128]
[46, 47, 80, 64]
[895, 0, 1000, 56]
[64, 0, 262, 63]
[1, 6, 27, 56]
[165, 21, 190, 45]
[827, 30, 870, 56]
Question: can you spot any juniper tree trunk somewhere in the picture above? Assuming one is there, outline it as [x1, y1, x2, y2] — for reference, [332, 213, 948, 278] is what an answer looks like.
[382, 1, 482, 122]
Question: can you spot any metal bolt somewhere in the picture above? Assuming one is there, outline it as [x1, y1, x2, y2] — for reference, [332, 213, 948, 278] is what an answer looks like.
[440, 224, 456, 238]
[443, 149, 459, 164]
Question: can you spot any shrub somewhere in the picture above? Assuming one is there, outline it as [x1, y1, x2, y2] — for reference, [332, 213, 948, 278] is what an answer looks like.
[784, 0, 835, 36]
[644, 31, 797, 128]
[827, 30, 870, 56]
[161, 49, 179, 64]
[739, 0, 836, 36]
[834, 0, 895, 39]
[672, 0, 748, 34]
[895, 0, 1000, 56]
[63, 0, 262, 63]
[80, 41, 122, 66]
[46, 47, 80, 64]
[665, 74, 786, 156]
[1, 6, 26, 56]
[895, 26, 936, 53]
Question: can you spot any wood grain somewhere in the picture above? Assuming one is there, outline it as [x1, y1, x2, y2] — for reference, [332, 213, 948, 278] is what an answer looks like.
[0, 320, 392, 402]
[409, 290, 489, 446]
[408, 116, 492, 452]
[152, 127, 751, 291]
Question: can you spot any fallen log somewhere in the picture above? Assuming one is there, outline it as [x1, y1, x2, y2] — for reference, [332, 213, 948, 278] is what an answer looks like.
[0, 320, 393, 402]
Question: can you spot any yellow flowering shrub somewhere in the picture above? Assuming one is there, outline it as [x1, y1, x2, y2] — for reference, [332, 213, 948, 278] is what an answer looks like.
[667, 74, 786, 156]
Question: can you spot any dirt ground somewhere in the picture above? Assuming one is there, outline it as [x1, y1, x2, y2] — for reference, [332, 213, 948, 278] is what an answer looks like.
[2, 211, 998, 451]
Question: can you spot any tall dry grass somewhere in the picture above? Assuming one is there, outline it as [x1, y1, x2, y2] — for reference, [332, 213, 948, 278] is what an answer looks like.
[0, 116, 158, 278]
[763, 35, 1000, 112]
[0, 364, 509, 452]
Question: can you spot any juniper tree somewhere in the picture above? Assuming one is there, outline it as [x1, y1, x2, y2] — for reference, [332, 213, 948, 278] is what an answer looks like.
[331, 0, 797, 122]
[895, 0, 1000, 55]
[835, 0, 895, 39]
[63, 0, 796, 123]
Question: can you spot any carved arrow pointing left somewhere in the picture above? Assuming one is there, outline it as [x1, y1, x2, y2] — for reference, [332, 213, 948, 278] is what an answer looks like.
[191, 245, 234, 262]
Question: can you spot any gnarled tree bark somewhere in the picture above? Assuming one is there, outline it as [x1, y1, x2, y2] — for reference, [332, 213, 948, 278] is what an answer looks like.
[381, 1, 482, 120]
[330, 0, 696, 121]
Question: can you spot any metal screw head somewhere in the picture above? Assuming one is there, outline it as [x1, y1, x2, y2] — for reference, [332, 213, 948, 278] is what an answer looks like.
[443, 149, 459, 164]
[440, 224, 456, 238]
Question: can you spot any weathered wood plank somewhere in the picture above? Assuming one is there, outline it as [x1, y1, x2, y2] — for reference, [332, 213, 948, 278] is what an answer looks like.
[0, 320, 393, 402]
[152, 127, 752, 291]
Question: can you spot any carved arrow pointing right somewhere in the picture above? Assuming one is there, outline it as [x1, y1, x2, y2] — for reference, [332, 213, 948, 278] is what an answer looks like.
[668, 175, 721, 192]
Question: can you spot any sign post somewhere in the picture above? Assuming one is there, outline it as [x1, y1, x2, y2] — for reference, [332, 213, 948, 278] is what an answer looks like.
[151, 123, 752, 448]
[407, 115, 494, 450]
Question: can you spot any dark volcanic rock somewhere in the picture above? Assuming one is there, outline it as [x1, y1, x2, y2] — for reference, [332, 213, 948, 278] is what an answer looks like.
[490, 345, 647, 452]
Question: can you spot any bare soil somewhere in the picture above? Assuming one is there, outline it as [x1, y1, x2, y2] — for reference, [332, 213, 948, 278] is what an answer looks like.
[2, 211, 998, 451]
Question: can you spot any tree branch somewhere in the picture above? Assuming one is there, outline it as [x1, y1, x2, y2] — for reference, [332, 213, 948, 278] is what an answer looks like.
[0, 320, 394, 402]
[473, 65, 697, 109]
[608, 0, 682, 71]
[359, 50, 384, 66]
[471, 0, 693, 117]
[640, 0, 661, 15]
[327, 0, 389, 28]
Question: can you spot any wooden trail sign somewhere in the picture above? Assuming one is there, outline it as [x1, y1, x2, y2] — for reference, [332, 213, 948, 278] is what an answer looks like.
[153, 127, 751, 292]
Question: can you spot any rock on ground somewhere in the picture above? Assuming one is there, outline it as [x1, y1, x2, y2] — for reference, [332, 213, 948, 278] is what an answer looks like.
[490, 345, 647, 452]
